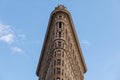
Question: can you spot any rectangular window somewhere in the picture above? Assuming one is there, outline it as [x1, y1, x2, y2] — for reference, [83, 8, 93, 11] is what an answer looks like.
[57, 59, 61, 65]
[62, 60, 64, 66]
[58, 41, 61, 47]
[54, 52, 56, 57]
[62, 69, 64, 75]
[54, 69, 55, 75]
[59, 32, 61, 38]
[54, 60, 56, 66]
[62, 51, 64, 57]
[59, 22, 62, 28]
[57, 68, 61, 74]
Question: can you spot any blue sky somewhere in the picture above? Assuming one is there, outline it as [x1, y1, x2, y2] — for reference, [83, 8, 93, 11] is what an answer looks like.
[0, 0, 120, 80]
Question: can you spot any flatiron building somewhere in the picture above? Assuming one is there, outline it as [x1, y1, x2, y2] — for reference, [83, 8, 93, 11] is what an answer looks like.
[36, 5, 87, 80]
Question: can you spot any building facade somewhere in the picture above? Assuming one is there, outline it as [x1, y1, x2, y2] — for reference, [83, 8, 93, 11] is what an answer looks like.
[36, 5, 87, 80]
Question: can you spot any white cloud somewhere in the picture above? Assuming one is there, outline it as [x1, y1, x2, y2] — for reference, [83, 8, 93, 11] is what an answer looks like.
[11, 46, 27, 56]
[11, 46, 23, 53]
[0, 22, 14, 44]
[81, 40, 90, 47]
[0, 33, 14, 44]
[0, 21, 27, 57]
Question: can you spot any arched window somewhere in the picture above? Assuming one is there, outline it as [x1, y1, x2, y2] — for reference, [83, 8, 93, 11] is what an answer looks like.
[56, 77, 60, 80]
[57, 50, 61, 56]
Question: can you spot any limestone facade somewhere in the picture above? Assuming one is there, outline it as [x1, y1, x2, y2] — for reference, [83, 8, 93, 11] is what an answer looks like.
[36, 5, 87, 80]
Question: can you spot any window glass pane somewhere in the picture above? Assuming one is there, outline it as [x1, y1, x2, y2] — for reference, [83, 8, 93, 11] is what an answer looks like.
[57, 50, 61, 56]
[58, 41, 61, 47]
[59, 22, 62, 28]
[62, 51, 64, 57]
[62, 60, 64, 66]
[57, 22, 64, 28]
[59, 32, 61, 37]
[54, 60, 56, 66]
[57, 68, 61, 74]
[57, 59, 61, 65]
[54, 51, 56, 57]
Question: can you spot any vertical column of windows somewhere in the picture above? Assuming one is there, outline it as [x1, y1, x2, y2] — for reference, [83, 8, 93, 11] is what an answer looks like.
[53, 15, 65, 80]
[55, 21, 64, 38]
[53, 49, 64, 80]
